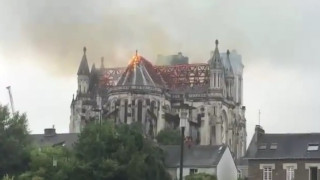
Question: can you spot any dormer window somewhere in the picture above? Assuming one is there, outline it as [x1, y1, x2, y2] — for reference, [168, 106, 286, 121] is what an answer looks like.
[258, 143, 267, 150]
[270, 143, 278, 150]
[307, 144, 319, 151]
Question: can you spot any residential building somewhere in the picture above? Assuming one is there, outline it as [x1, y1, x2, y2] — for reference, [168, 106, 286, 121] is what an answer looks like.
[236, 157, 248, 179]
[245, 125, 320, 180]
[31, 127, 78, 148]
[163, 145, 238, 180]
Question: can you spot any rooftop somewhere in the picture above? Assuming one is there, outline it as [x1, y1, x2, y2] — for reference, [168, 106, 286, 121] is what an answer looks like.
[162, 145, 227, 168]
[246, 133, 320, 160]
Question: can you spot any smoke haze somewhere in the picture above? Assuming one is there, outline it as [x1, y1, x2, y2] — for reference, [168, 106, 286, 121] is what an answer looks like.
[2, 0, 319, 76]
[0, 0, 319, 137]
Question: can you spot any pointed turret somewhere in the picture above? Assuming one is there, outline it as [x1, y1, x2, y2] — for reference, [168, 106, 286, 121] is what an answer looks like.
[209, 40, 224, 90]
[225, 50, 235, 100]
[209, 40, 223, 69]
[77, 47, 90, 94]
[100, 57, 105, 69]
[225, 50, 234, 78]
[77, 47, 90, 75]
[91, 63, 96, 73]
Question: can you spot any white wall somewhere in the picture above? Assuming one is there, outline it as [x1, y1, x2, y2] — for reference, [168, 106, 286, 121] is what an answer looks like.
[217, 147, 237, 180]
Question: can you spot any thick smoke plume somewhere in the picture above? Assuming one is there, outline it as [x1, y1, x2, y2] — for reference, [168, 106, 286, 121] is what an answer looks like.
[1, 0, 320, 76]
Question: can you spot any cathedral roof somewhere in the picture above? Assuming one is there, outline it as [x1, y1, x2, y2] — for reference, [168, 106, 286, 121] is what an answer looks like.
[77, 47, 90, 75]
[117, 52, 165, 87]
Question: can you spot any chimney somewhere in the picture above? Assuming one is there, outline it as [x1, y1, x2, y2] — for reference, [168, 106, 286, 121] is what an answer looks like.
[241, 106, 246, 116]
[254, 125, 265, 143]
[44, 126, 56, 137]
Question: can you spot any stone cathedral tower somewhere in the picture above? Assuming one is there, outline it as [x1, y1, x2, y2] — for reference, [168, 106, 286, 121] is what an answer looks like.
[70, 40, 247, 158]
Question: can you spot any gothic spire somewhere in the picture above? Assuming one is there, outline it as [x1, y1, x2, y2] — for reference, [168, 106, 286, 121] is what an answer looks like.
[209, 39, 223, 69]
[91, 63, 96, 73]
[77, 46, 90, 75]
[225, 49, 234, 77]
[213, 39, 220, 62]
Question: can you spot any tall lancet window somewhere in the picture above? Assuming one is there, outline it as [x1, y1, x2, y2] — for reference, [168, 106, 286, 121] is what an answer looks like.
[151, 101, 156, 113]
[214, 73, 216, 87]
[124, 100, 128, 123]
[138, 100, 143, 123]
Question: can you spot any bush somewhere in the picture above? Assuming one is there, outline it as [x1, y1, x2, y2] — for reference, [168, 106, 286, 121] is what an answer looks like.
[2, 175, 14, 180]
[185, 173, 217, 180]
[156, 128, 180, 145]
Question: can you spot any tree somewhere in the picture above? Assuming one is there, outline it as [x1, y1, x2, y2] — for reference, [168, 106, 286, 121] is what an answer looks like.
[73, 122, 172, 180]
[0, 105, 31, 177]
[2, 175, 14, 180]
[185, 173, 217, 180]
[18, 146, 76, 180]
[156, 128, 180, 145]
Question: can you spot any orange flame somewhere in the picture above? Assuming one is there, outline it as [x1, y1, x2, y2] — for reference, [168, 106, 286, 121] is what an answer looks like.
[129, 52, 141, 67]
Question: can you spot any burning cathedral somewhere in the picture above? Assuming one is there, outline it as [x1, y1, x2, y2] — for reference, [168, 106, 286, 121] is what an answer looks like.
[70, 40, 247, 158]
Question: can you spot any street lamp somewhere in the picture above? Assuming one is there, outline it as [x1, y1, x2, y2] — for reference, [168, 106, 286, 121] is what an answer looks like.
[179, 107, 188, 180]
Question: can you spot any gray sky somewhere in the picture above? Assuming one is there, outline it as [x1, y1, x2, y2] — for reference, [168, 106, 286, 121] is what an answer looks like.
[0, 0, 319, 141]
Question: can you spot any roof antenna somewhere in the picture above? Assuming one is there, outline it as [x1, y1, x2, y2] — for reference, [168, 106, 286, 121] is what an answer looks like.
[6, 86, 15, 115]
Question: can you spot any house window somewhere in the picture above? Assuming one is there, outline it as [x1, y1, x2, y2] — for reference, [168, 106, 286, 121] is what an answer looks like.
[309, 167, 318, 180]
[307, 144, 319, 151]
[238, 170, 243, 178]
[190, 168, 198, 175]
[258, 143, 267, 150]
[283, 163, 297, 180]
[270, 143, 278, 150]
[286, 166, 295, 180]
[263, 166, 272, 180]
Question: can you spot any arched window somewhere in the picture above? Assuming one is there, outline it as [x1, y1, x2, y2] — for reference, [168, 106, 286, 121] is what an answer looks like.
[221, 110, 228, 144]
[150, 101, 156, 113]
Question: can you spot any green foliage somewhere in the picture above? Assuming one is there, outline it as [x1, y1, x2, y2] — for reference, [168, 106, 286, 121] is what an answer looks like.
[1, 112, 172, 180]
[2, 175, 14, 180]
[185, 173, 217, 180]
[156, 128, 180, 145]
[73, 122, 172, 180]
[0, 105, 31, 177]
[17, 146, 76, 180]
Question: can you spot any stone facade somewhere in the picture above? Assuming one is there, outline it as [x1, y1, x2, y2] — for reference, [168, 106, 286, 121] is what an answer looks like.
[248, 160, 320, 180]
[70, 40, 247, 159]
[245, 125, 320, 180]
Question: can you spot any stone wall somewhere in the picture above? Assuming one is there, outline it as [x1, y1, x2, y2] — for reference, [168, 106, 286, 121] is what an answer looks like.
[248, 159, 320, 180]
